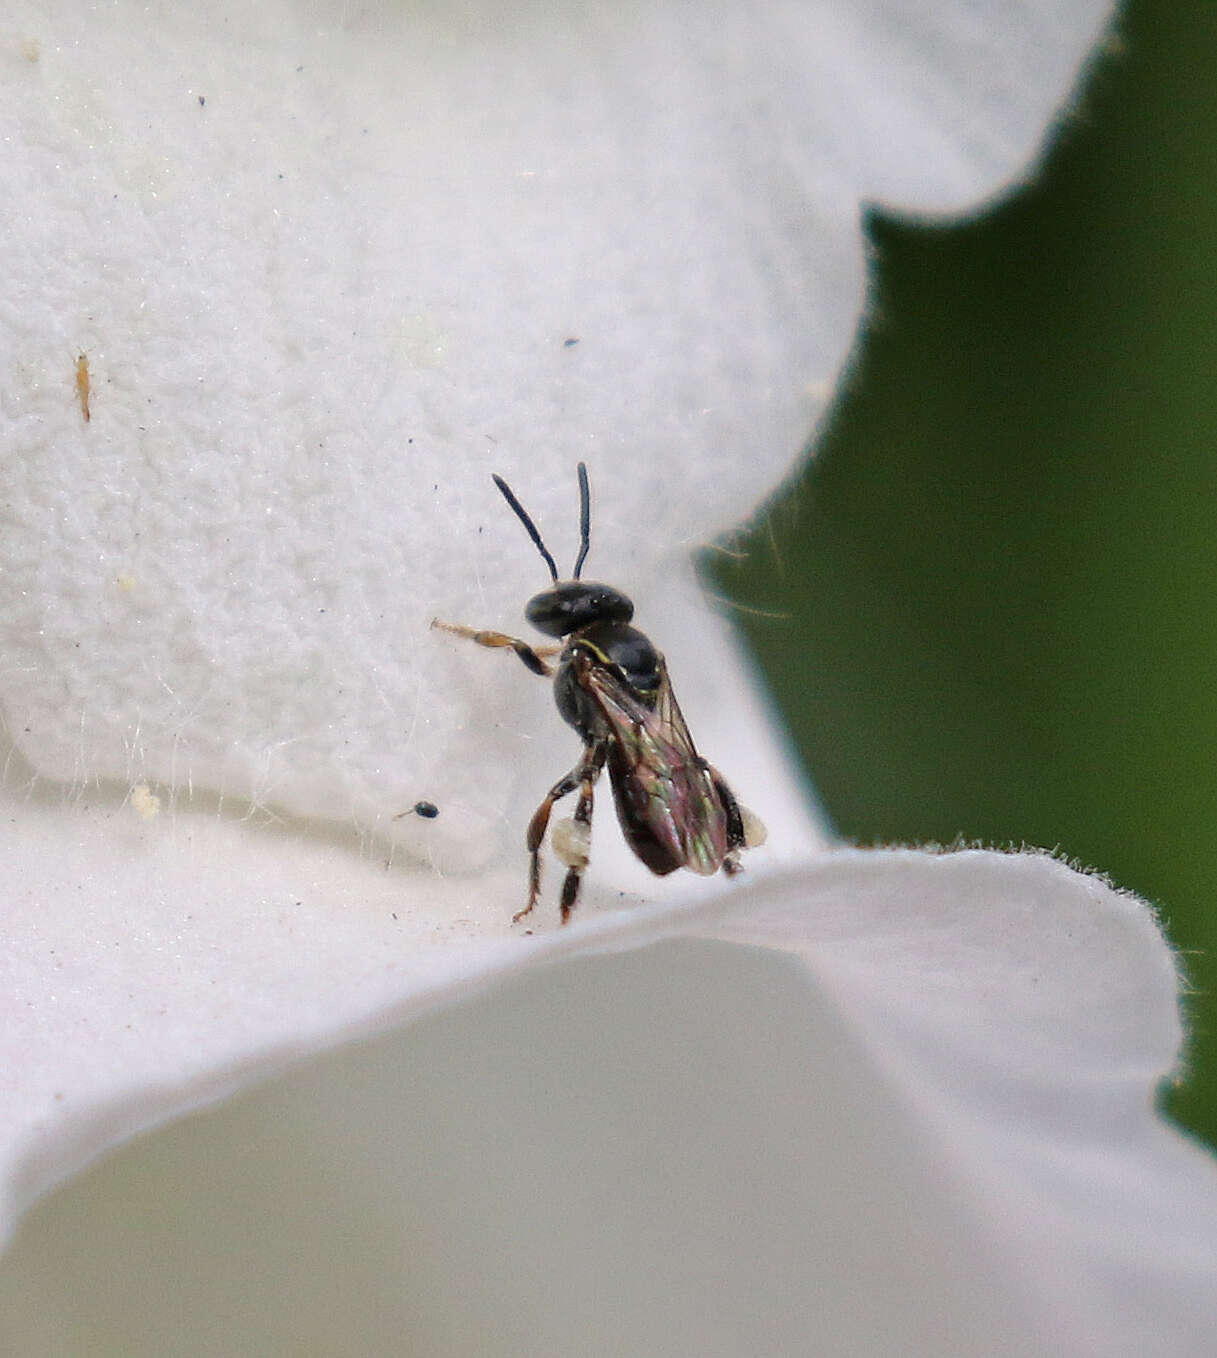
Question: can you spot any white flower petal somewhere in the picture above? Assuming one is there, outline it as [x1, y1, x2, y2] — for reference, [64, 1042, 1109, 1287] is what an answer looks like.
[2, 850, 1212, 1356]
[709, 850, 1217, 1355]
[0, 587, 820, 1238]
[0, 0, 1111, 829]
[0, 0, 1131, 1281]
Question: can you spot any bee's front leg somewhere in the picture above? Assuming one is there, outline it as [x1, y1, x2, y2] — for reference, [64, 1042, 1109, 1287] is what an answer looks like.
[431, 618, 561, 677]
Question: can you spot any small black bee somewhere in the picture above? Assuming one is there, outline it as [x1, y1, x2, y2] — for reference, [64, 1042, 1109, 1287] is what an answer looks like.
[433, 463, 765, 924]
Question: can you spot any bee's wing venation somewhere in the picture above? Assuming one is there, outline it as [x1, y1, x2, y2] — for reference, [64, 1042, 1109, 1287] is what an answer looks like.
[580, 656, 729, 876]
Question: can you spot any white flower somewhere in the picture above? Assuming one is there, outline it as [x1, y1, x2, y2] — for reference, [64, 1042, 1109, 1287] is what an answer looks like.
[3, 1, 1214, 1353]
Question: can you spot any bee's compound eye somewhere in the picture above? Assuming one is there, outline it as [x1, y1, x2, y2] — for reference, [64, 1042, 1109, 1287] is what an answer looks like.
[552, 816, 591, 870]
[740, 806, 767, 849]
[526, 581, 634, 637]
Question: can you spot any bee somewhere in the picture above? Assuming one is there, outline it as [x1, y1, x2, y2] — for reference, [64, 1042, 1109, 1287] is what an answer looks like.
[433, 463, 765, 924]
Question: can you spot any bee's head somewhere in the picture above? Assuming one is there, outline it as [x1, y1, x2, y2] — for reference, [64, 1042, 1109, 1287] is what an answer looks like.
[525, 581, 634, 638]
[494, 463, 633, 636]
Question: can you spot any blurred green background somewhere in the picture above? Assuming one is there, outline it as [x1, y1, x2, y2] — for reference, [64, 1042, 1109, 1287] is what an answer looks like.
[713, 0, 1217, 1148]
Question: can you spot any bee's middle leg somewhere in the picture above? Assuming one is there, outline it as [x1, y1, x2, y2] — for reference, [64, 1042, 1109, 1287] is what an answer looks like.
[554, 744, 607, 924]
[518, 741, 606, 925]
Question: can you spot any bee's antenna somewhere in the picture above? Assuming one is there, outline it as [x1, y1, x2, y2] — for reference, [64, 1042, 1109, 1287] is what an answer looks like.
[492, 474, 559, 582]
[573, 462, 591, 580]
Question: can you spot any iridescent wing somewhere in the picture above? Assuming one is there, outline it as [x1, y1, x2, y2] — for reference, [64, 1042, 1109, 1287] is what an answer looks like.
[577, 652, 730, 876]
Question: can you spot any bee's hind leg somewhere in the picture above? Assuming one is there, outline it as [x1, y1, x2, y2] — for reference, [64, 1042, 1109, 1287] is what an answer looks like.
[708, 767, 767, 878]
